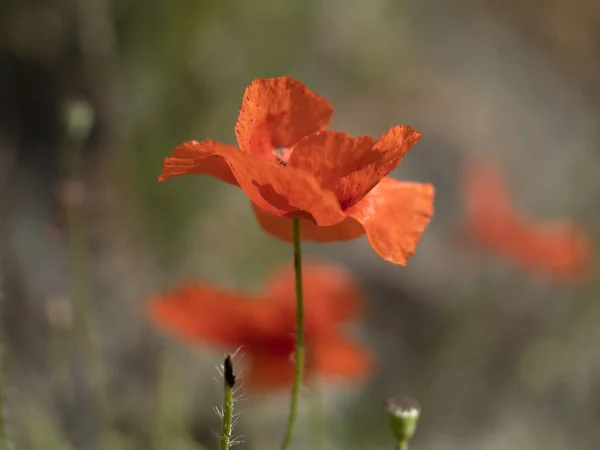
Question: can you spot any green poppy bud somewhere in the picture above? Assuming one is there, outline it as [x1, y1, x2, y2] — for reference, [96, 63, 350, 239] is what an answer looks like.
[387, 396, 420, 443]
[63, 99, 95, 141]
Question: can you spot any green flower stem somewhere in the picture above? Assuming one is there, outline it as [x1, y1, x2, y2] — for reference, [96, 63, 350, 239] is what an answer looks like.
[0, 304, 7, 449]
[61, 100, 110, 445]
[279, 218, 305, 450]
[66, 184, 110, 418]
[218, 359, 234, 450]
[309, 382, 327, 450]
[397, 440, 408, 450]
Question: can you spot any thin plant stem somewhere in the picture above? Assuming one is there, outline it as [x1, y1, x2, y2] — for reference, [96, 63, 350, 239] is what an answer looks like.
[396, 440, 408, 450]
[309, 382, 327, 450]
[152, 350, 185, 449]
[47, 320, 74, 405]
[0, 148, 14, 450]
[219, 355, 235, 450]
[279, 218, 305, 450]
[66, 186, 111, 417]
[152, 349, 168, 449]
[61, 102, 111, 445]
[218, 387, 234, 450]
[0, 302, 7, 449]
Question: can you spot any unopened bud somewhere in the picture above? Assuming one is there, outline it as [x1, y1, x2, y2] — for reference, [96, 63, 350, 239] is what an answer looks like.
[223, 354, 236, 388]
[63, 99, 95, 141]
[387, 396, 420, 443]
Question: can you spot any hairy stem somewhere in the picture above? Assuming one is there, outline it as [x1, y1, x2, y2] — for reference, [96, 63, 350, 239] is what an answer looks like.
[279, 218, 305, 450]
[219, 355, 235, 450]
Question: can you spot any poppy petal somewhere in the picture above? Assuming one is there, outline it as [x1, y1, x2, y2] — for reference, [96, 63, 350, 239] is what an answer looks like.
[461, 159, 592, 283]
[263, 260, 364, 326]
[226, 153, 345, 225]
[158, 140, 239, 185]
[235, 76, 333, 157]
[252, 203, 365, 242]
[538, 224, 591, 282]
[244, 351, 296, 391]
[503, 220, 591, 282]
[148, 284, 264, 348]
[288, 126, 422, 209]
[312, 332, 373, 381]
[160, 141, 346, 225]
[461, 159, 516, 246]
[345, 177, 435, 265]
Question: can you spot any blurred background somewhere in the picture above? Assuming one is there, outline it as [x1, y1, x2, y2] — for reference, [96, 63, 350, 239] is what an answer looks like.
[2, 0, 600, 448]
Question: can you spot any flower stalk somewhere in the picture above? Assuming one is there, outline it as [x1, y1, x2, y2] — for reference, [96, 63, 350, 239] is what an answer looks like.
[397, 441, 408, 450]
[218, 355, 236, 450]
[309, 382, 328, 450]
[280, 218, 305, 450]
[61, 100, 111, 444]
[0, 297, 7, 449]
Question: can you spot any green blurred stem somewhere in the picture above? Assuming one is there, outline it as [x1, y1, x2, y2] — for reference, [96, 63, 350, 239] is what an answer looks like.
[47, 323, 74, 405]
[309, 382, 327, 450]
[218, 372, 234, 450]
[61, 122, 111, 445]
[0, 306, 7, 449]
[279, 218, 305, 450]
[66, 194, 110, 410]
[396, 440, 408, 450]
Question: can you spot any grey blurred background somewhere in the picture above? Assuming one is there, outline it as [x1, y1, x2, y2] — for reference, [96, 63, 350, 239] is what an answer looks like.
[1, 0, 600, 449]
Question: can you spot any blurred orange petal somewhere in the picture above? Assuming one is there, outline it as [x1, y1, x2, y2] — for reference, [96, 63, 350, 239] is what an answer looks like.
[160, 141, 346, 226]
[549, 235, 591, 282]
[312, 332, 373, 381]
[235, 76, 333, 157]
[461, 159, 592, 282]
[148, 284, 266, 348]
[462, 159, 512, 213]
[511, 221, 591, 282]
[345, 178, 435, 265]
[252, 203, 365, 242]
[288, 126, 422, 209]
[461, 159, 516, 245]
[147, 260, 374, 392]
[263, 261, 364, 326]
[244, 350, 296, 391]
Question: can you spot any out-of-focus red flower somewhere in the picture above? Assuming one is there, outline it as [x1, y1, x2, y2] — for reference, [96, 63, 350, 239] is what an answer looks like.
[159, 76, 434, 265]
[461, 158, 592, 283]
[148, 262, 373, 391]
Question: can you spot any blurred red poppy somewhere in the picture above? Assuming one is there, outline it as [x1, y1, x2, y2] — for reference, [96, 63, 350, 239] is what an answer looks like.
[461, 159, 591, 282]
[159, 76, 434, 265]
[148, 262, 373, 391]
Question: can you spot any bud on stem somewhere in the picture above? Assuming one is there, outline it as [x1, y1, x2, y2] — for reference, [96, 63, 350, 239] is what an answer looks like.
[387, 396, 420, 450]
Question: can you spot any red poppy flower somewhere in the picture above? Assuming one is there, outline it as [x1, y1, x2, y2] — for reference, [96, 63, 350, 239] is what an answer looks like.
[461, 159, 591, 282]
[148, 261, 373, 391]
[159, 76, 434, 265]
